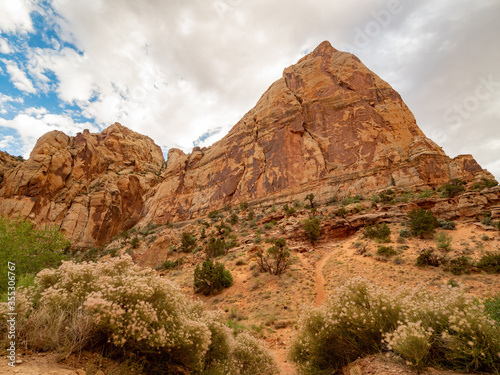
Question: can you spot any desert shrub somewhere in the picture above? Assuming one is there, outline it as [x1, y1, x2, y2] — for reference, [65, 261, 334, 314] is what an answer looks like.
[0, 216, 69, 293]
[438, 219, 457, 230]
[435, 231, 452, 251]
[379, 189, 395, 203]
[371, 194, 381, 203]
[484, 294, 500, 323]
[408, 208, 438, 238]
[326, 195, 339, 206]
[303, 217, 321, 244]
[399, 228, 411, 238]
[476, 252, 500, 273]
[472, 178, 499, 191]
[342, 194, 363, 206]
[364, 223, 391, 241]
[440, 179, 466, 198]
[215, 221, 232, 236]
[416, 249, 442, 267]
[0, 256, 276, 374]
[377, 246, 396, 257]
[205, 237, 226, 258]
[336, 207, 348, 217]
[180, 232, 197, 253]
[256, 238, 290, 276]
[481, 213, 493, 227]
[228, 212, 239, 225]
[447, 256, 473, 275]
[290, 277, 500, 374]
[157, 258, 184, 270]
[247, 210, 255, 221]
[282, 204, 296, 215]
[208, 210, 222, 220]
[194, 258, 233, 296]
[304, 193, 315, 208]
[263, 220, 276, 230]
[239, 202, 249, 211]
[130, 236, 140, 249]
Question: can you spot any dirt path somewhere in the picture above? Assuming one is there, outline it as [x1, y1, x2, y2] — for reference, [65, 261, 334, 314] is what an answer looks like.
[314, 247, 333, 307]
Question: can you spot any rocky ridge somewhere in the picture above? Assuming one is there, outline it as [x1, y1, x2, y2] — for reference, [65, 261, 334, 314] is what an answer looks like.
[0, 41, 496, 247]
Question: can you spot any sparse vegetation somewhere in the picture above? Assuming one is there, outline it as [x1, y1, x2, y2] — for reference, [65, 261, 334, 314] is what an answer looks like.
[416, 249, 443, 267]
[205, 237, 226, 258]
[305, 193, 315, 208]
[476, 252, 500, 273]
[438, 219, 456, 230]
[283, 203, 296, 215]
[435, 231, 452, 251]
[472, 178, 498, 191]
[377, 245, 396, 257]
[446, 256, 473, 275]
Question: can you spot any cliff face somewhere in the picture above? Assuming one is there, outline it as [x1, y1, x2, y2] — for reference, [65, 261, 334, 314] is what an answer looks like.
[140, 41, 493, 225]
[0, 123, 164, 247]
[0, 41, 494, 245]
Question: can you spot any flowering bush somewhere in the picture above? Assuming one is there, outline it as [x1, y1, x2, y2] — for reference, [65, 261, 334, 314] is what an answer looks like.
[290, 277, 500, 374]
[1, 256, 277, 374]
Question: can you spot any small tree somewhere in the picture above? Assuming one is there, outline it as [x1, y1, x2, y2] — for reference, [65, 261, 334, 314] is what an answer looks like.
[440, 179, 466, 198]
[256, 238, 290, 276]
[193, 258, 233, 295]
[304, 217, 321, 244]
[205, 237, 226, 258]
[180, 232, 197, 253]
[305, 193, 315, 208]
[408, 208, 438, 238]
[435, 231, 452, 251]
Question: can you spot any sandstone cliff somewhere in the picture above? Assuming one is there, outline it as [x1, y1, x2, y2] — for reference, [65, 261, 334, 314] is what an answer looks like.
[140, 41, 493, 225]
[0, 123, 164, 247]
[0, 41, 495, 246]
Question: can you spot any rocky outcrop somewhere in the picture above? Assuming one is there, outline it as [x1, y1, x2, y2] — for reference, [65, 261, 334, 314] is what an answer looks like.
[0, 123, 164, 247]
[141, 41, 494, 225]
[0, 41, 495, 246]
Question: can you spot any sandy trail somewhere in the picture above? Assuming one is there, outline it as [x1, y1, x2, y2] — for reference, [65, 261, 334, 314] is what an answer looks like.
[314, 246, 333, 307]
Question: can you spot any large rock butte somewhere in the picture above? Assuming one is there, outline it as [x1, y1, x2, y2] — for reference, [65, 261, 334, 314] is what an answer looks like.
[0, 41, 495, 246]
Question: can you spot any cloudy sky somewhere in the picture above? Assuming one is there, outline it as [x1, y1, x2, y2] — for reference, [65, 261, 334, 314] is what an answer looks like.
[0, 0, 499, 179]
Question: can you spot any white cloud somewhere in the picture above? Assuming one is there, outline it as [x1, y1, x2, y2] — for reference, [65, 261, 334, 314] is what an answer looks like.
[0, 135, 16, 149]
[0, 0, 35, 33]
[0, 37, 12, 53]
[0, 93, 23, 114]
[0, 108, 98, 157]
[1, 0, 497, 179]
[1, 59, 36, 93]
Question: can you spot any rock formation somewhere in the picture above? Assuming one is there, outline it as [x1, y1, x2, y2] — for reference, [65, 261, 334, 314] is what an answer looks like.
[0, 41, 495, 246]
[0, 123, 164, 247]
[140, 41, 493, 225]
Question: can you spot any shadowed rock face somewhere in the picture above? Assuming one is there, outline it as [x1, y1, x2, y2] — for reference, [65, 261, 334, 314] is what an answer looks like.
[0, 41, 494, 245]
[0, 123, 164, 247]
[140, 41, 493, 224]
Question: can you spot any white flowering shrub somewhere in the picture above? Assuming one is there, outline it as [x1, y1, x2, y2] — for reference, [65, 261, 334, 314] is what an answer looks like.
[1, 256, 277, 374]
[290, 277, 500, 374]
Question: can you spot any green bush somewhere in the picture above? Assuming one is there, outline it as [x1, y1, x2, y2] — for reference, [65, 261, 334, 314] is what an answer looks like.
[377, 246, 396, 257]
[304, 193, 315, 208]
[336, 207, 348, 217]
[438, 219, 456, 230]
[342, 194, 363, 206]
[194, 258, 233, 296]
[206, 237, 226, 258]
[416, 249, 442, 267]
[157, 258, 184, 270]
[447, 256, 473, 275]
[379, 189, 395, 203]
[290, 277, 500, 374]
[476, 252, 500, 273]
[208, 210, 222, 220]
[408, 208, 438, 238]
[440, 179, 466, 198]
[364, 223, 391, 241]
[215, 221, 232, 236]
[130, 236, 140, 249]
[481, 213, 493, 227]
[239, 202, 249, 211]
[282, 204, 296, 215]
[303, 217, 321, 244]
[228, 212, 239, 225]
[0, 256, 277, 374]
[0, 216, 69, 294]
[472, 178, 498, 191]
[180, 232, 197, 253]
